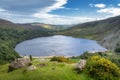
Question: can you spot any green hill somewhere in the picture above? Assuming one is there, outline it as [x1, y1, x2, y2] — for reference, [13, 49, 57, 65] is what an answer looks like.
[0, 19, 53, 64]
[58, 15, 120, 50]
[18, 23, 70, 31]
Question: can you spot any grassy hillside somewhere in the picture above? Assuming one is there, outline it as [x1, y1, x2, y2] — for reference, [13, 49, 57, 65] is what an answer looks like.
[0, 59, 92, 80]
[18, 23, 70, 31]
[58, 16, 120, 50]
[0, 53, 119, 80]
[0, 19, 53, 64]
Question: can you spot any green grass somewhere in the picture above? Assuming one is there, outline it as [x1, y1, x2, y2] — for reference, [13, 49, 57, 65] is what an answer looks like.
[0, 59, 93, 80]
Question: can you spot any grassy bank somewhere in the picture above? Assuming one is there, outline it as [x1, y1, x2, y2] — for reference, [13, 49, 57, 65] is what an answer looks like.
[0, 59, 93, 80]
[0, 52, 120, 80]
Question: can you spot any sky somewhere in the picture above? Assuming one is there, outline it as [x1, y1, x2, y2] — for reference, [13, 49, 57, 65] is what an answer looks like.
[0, 0, 120, 25]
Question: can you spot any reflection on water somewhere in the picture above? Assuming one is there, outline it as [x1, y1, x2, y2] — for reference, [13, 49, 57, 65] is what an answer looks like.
[15, 35, 106, 57]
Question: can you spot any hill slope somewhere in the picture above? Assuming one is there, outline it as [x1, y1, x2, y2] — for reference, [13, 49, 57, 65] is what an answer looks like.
[58, 16, 120, 50]
[18, 23, 70, 31]
[0, 19, 53, 64]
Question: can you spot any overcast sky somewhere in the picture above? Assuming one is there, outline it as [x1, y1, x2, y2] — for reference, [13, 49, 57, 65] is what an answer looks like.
[0, 0, 120, 25]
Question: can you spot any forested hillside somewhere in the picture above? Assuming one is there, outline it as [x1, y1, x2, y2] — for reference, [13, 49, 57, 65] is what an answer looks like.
[0, 19, 52, 64]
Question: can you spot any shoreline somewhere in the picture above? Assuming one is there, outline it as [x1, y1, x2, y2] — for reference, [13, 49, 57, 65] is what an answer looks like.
[21, 55, 72, 59]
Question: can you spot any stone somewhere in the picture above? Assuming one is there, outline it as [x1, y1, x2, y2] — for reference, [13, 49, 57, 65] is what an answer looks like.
[9, 56, 31, 71]
[75, 59, 86, 71]
[38, 63, 47, 67]
[27, 65, 37, 71]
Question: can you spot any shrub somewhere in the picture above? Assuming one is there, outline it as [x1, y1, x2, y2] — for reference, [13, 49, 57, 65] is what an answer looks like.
[50, 56, 69, 63]
[79, 52, 94, 59]
[110, 58, 120, 67]
[85, 55, 120, 80]
[115, 47, 120, 53]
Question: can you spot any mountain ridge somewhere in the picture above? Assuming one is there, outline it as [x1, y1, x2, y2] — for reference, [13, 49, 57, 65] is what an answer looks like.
[58, 15, 120, 50]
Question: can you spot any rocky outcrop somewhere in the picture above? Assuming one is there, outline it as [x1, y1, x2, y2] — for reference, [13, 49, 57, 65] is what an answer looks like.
[9, 56, 31, 71]
[101, 28, 120, 50]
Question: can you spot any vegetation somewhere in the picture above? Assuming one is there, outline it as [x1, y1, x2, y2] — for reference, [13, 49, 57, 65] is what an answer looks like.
[50, 56, 70, 63]
[85, 55, 120, 80]
[0, 55, 119, 80]
[115, 47, 120, 53]
[71, 52, 106, 59]
[0, 59, 92, 80]
[58, 16, 120, 51]
[77, 52, 95, 59]
[0, 17, 120, 80]
[110, 58, 120, 67]
[71, 51, 120, 67]
[0, 27, 52, 64]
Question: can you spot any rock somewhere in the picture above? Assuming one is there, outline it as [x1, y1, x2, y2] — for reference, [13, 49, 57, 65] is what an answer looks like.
[27, 65, 37, 71]
[38, 63, 47, 67]
[75, 59, 86, 71]
[9, 56, 31, 71]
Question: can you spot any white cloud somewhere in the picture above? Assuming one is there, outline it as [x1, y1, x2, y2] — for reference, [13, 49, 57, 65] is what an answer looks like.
[97, 7, 120, 16]
[94, 4, 106, 8]
[118, 3, 120, 6]
[0, 8, 6, 12]
[63, 8, 80, 10]
[40, 0, 67, 13]
[33, 0, 67, 19]
[32, 0, 95, 25]
[0, 0, 96, 25]
[89, 4, 94, 7]
[32, 0, 92, 25]
[38, 16, 95, 25]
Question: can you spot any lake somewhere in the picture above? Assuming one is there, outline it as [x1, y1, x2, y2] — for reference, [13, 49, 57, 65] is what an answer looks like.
[15, 35, 106, 57]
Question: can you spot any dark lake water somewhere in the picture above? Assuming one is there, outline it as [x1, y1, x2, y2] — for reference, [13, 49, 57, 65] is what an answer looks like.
[15, 35, 106, 57]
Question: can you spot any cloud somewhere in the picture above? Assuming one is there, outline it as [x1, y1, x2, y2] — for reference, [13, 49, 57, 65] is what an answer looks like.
[32, 0, 94, 25]
[0, 0, 95, 25]
[97, 7, 120, 16]
[33, 0, 67, 18]
[0, 0, 57, 13]
[0, 8, 6, 12]
[118, 3, 120, 6]
[41, 0, 67, 13]
[36, 16, 95, 25]
[89, 4, 94, 7]
[63, 8, 80, 11]
[94, 4, 106, 8]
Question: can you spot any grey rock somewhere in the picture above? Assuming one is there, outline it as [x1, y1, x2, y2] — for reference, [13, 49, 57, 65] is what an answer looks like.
[75, 59, 86, 71]
[9, 56, 31, 71]
[27, 65, 37, 71]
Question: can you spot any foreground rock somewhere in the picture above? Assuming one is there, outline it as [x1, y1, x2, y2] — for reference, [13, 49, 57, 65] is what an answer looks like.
[27, 65, 37, 71]
[9, 56, 31, 71]
[75, 59, 86, 72]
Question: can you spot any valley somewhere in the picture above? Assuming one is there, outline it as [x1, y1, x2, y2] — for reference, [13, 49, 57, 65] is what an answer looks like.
[0, 16, 120, 80]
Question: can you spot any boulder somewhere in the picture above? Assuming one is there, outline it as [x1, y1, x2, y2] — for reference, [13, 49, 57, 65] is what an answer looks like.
[75, 59, 86, 71]
[38, 63, 47, 67]
[9, 56, 31, 71]
[27, 65, 37, 71]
